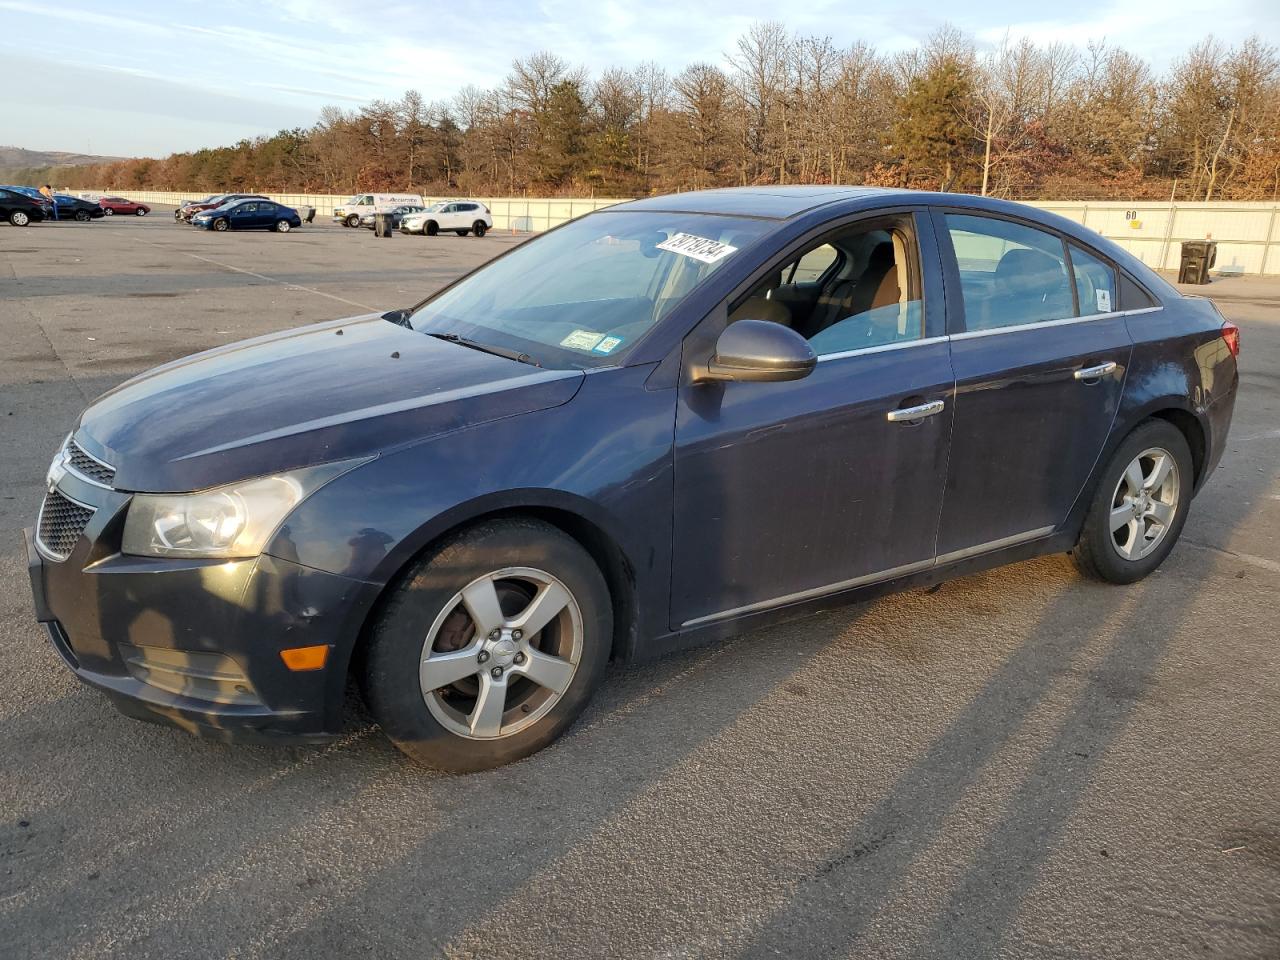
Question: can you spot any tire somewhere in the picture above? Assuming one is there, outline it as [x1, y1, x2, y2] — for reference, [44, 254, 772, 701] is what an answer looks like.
[275, 220, 291, 233]
[135, 207, 147, 216]
[346, 214, 361, 228]
[455, 229, 470, 236]
[425, 220, 439, 236]
[473, 221, 488, 238]
[1070, 419, 1194, 584]
[9, 210, 29, 226]
[362, 518, 612, 772]
[74, 210, 90, 222]
[102, 207, 114, 216]
[212, 218, 229, 232]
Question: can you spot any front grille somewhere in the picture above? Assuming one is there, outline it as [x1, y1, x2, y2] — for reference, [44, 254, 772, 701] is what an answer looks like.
[37, 489, 94, 561]
[66, 440, 115, 487]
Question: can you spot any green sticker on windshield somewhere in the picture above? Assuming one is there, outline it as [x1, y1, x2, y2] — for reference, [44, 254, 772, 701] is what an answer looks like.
[560, 329, 604, 351]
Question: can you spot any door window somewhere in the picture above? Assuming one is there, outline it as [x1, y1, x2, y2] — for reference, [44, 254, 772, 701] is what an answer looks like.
[233, 203, 257, 215]
[1069, 244, 1118, 316]
[728, 217, 924, 356]
[945, 214, 1075, 330]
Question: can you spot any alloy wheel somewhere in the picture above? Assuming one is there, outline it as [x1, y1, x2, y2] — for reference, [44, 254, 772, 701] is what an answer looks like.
[419, 567, 583, 740]
[1109, 446, 1180, 561]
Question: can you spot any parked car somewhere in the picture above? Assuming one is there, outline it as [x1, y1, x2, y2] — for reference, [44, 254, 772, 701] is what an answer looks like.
[98, 195, 150, 216]
[191, 198, 302, 232]
[25, 187, 1239, 773]
[177, 194, 266, 222]
[360, 204, 426, 229]
[54, 195, 106, 221]
[333, 193, 424, 228]
[401, 200, 492, 237]
[0, 187, 48, 225]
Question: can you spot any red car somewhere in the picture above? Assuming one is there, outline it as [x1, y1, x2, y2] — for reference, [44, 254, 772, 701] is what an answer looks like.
[98, 196, 150, 216]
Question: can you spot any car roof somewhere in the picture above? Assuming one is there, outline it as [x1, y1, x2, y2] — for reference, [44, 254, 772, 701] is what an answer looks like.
[615, 186, 908, 220]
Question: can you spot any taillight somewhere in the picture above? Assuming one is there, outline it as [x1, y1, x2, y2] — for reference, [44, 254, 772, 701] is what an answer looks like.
[1221, 321, 1240, 357]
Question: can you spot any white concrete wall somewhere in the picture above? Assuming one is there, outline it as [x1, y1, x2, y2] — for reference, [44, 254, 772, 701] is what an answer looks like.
[82, 190, 1280, 274]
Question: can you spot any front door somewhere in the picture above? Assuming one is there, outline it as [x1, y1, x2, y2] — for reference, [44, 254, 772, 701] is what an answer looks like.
[932, 210, 1133, 557]
[670, 211, 955, 628]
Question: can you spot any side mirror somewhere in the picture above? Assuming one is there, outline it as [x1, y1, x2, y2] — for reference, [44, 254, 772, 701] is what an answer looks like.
[694, 319, 817, 384]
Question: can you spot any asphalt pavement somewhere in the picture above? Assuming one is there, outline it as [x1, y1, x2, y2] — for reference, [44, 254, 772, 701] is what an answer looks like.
[1, 210, 1277, 959]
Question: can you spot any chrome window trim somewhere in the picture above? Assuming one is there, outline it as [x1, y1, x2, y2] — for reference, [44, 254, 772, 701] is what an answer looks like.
[949, 305, 1163, 341]
[681, 525, 1058, 628]
[816, 334, 948, 363]
[34, 487, 97, 563]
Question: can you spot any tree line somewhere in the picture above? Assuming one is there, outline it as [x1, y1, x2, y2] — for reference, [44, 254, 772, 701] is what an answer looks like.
[21, 24, 1280, 201]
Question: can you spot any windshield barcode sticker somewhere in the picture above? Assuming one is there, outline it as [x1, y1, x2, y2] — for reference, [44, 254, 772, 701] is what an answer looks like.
[656, 233, 738, 264]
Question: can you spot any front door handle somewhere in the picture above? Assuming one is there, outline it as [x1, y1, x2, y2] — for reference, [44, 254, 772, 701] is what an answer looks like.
[1074, 361, 1117, 381]
[887, 399, 946, 423]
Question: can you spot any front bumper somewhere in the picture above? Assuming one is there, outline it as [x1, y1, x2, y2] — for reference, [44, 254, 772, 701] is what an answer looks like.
[23, 478, 380, 744]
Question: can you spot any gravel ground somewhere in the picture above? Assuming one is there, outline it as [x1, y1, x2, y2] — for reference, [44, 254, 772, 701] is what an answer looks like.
[1, 210, 1277, 960]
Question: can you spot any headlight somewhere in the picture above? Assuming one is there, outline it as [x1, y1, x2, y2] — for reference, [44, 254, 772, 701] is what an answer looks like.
[122, 462, 356, 558]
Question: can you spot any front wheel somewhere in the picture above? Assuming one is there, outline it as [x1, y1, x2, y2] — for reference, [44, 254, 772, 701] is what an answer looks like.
[212, 218, 229, 232]
[275, 220, 291, 233]
[345, 214, 361, 228]
[425, 220, 439, 236]
[1070, 419, 1194, 584]
[362, 519, 612, 772]
[135, 207, 147, 216]
[473, 221, 488, 237]
[9, 210, 30, 226]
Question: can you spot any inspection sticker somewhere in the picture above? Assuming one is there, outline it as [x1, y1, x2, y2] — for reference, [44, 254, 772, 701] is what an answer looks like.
[560, 329, 605, 351]
[656, 233, 738, 264]
[1096, 288, 1112, 313]
[592, 335, 624, 355]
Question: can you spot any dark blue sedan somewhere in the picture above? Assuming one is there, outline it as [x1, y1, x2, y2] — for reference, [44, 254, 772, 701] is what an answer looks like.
[191, 198, 302, 233]
[25, 187, 1239, 771]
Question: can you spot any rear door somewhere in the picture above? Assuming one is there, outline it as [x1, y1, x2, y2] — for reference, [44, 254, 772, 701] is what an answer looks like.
[932, 209, 1133, 558]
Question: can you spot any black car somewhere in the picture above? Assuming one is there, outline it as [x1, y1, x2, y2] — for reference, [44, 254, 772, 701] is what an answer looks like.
[1, 188, 48, 226]
[54, 195, 107, 222]
[25, 187, 1239, 772]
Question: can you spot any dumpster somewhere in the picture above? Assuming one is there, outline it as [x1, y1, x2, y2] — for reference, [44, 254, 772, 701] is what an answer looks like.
[374, 212, 394, 238]
[1178, 240, 1217, 284]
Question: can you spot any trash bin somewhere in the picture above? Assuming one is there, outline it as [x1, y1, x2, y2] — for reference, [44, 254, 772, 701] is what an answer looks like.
[1178, 240, 1217, 284]
[374, 212, 393, 238]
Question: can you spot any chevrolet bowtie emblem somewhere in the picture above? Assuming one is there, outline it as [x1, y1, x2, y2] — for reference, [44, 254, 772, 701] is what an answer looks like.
[46, 448, 70, 493]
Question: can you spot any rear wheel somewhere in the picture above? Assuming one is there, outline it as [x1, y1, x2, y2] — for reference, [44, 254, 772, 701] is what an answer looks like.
[425, 220, 439, 236]
[1071, 419, 1193, 584]
[212, 218, 229, 232]
[473, 221, 488, 237]
[9, 210, 30, 226]
[74, 210, 90, 222]
[362, 519, 612, 772]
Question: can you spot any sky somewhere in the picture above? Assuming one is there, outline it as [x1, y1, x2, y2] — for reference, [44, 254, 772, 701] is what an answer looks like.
[2, 0, 1277, 159]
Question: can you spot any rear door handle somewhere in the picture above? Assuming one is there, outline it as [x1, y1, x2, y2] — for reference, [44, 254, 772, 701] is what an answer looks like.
[886, 399, 945, 423]
[1074, 361, 1117, 381]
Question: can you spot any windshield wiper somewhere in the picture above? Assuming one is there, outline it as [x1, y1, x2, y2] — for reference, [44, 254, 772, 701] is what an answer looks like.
[427, 332, 540, 367]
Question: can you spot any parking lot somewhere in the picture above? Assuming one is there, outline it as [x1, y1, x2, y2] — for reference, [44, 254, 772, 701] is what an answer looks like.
[1, 209, 1278, 959]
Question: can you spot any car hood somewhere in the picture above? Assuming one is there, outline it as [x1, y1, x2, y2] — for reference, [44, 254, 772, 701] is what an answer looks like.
[75, 315, 584, 492]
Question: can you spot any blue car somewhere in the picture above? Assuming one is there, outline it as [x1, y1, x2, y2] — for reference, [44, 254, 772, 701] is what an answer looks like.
[191, 198, 302, 233]
[25, 187, 1239, 772]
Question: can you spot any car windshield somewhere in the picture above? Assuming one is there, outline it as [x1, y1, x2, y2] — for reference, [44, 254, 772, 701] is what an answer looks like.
[409, 210, 771, 368]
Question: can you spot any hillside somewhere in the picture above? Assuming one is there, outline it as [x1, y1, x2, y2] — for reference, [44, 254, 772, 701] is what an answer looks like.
[0, 146, 127, 168]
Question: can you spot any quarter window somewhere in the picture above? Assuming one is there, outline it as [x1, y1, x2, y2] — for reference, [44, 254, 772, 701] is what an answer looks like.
[1069, 244, 1118, 316]
[789, 244, 838, 283]
[945, 214, 1074, 330]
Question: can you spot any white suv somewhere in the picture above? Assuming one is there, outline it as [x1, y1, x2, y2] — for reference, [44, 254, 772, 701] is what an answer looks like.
[401, 200, 493, 237]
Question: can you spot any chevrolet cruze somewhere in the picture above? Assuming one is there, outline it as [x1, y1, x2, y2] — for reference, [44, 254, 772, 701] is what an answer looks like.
[25, 187, 1239, 772]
